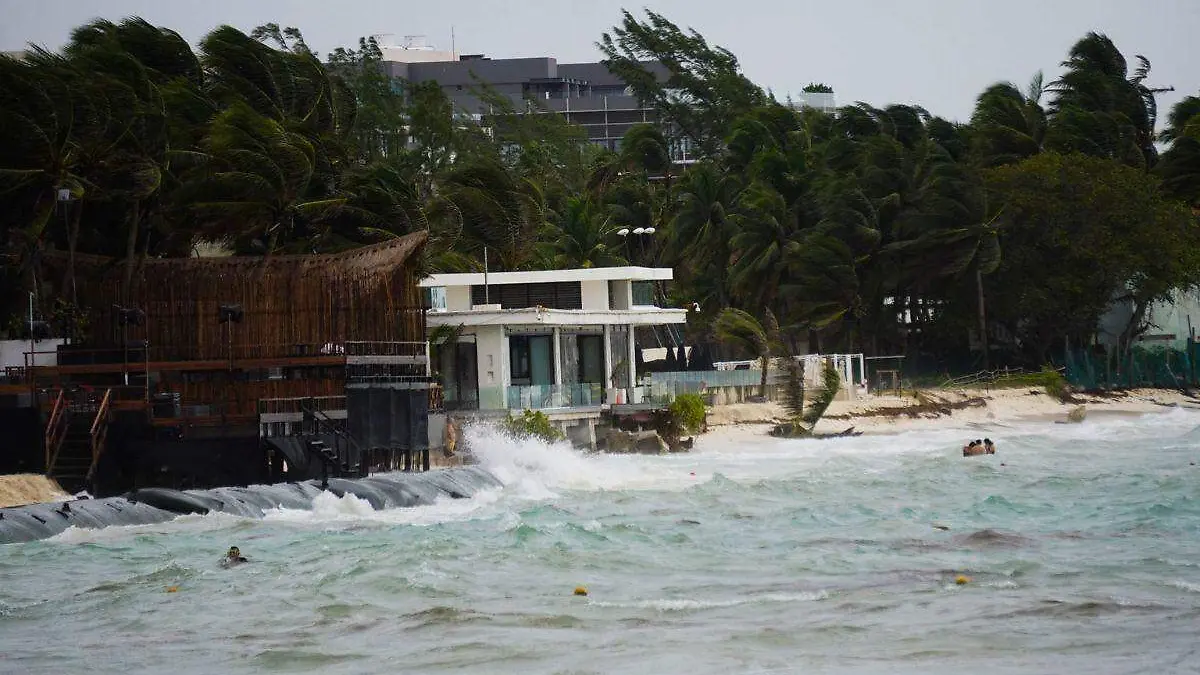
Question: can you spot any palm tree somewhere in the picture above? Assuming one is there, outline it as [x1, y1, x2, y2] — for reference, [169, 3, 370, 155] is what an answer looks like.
[667, 164, 743, 310]
[713, 307, 781, 397]
[185, 102, 341, 254]
[727, 181, 800, 313]
[549, 196, 626, 268]
[438, 155, 550, 271]
[1047, 32, 1172, 168]
[970, 75, 1047, 167]
[0, 53, 97, 299]
[1158, 96, 1200, 208]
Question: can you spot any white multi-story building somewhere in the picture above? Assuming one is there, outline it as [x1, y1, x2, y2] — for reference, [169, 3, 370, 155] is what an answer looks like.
[421, 267, 686, 414]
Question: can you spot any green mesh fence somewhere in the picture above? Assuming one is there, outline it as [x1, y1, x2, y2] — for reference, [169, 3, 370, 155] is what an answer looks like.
[1063, 345, 1198, 390]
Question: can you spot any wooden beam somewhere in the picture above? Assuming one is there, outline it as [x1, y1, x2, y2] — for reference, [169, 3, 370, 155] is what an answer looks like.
[30, 355, 349, 377]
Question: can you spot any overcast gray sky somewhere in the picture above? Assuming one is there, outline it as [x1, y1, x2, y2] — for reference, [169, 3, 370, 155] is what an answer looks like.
[3, 0, 1198, 124]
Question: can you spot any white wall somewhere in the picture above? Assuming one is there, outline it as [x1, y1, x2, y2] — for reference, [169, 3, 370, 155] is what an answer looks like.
[445, 286, 472, 312]
[609, 280, 632, 310]
[473, 325, 507, 409]
[0, 339, 65, 368]
[581, 280, 609, 310]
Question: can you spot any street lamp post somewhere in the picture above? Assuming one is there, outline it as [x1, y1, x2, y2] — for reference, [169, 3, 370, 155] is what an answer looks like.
[617, 227, 656, 265]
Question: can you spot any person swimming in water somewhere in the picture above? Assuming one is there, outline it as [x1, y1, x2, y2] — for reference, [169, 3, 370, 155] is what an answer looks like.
[963, 439, 990, 457]
[221, 546, 248, 567]
[983, 438, 996, 454]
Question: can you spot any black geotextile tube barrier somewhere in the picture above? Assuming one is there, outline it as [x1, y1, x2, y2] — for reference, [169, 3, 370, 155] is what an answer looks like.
[0, 466, 503, 545]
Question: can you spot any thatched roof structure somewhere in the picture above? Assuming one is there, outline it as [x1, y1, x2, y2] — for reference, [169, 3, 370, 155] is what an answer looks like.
[51, 231, 426, 282]
[46, 232, 429, 361]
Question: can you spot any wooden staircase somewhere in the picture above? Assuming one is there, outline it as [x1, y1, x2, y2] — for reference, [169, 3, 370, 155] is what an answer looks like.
[45, 388, 112, 495]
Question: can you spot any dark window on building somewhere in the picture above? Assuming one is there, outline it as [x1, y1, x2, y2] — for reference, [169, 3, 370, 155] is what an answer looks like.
[470, 282, 582, 309]
[632, 281, 654, 306]
[510, 335, 531, 382]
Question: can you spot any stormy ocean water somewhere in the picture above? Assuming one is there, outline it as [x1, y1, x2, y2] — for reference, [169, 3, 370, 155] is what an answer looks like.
[2, 409, 1199, 675]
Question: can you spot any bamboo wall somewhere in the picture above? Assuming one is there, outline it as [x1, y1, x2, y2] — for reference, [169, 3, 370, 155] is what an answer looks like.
[53, 233, 428, 361]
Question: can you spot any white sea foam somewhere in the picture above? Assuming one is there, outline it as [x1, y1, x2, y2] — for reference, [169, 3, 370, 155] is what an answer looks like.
[46, 510, 250, 544]
[1169, 580, 1200, 593]
[588, 590, 828, 612]
[261, 485, 509, 528]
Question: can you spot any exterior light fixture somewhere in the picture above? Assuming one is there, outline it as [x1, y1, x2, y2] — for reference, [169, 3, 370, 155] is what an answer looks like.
[218, 304, 244, 324]
[644, 227, 656, 234]
[633, 228, 645, 235]
[617, 228, 630, 237]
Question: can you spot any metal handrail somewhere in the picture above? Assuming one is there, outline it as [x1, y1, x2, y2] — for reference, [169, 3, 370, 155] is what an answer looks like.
[44, 389, 67, 472]
[26, 341, 432, 365]
[86, 389, 112, 486]
[941, 367, 1031, 389]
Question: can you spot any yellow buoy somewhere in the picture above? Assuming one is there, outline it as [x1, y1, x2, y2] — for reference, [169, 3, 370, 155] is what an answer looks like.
[955, 575, 970, 585]
[165, 585, 180, 593]
[573, 586, 588, 596]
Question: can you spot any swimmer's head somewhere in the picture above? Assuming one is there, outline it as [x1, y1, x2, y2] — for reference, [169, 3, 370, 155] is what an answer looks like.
[227, 546, 241, 558]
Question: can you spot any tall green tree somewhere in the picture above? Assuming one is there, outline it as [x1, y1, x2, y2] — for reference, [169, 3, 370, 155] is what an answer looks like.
[598, 9, 765, 158]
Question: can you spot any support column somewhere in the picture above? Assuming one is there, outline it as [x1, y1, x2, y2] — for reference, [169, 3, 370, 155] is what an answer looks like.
[603, 324, 612, 402]
[552, 327, 563, 407]
[627, 324, 637, 390]
[553, 327, 563, 386]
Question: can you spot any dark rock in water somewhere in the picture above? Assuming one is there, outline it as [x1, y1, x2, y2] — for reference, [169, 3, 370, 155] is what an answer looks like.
[128, 488, 222, 515]
[601, 428, 670, 454]
[0, 466, 503, 545]
[955, 528, 1033, 549]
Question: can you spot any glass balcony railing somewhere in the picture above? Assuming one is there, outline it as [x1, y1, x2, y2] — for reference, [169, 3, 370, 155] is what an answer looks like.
[506, 383, 605, 410]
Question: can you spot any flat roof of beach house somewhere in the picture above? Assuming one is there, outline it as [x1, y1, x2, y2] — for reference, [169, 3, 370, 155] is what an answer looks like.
[419, 266, 674, 287]
[420, 266, 686, 327]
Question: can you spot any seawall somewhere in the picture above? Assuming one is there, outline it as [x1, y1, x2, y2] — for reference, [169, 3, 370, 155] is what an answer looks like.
[0, 466, 502, 545]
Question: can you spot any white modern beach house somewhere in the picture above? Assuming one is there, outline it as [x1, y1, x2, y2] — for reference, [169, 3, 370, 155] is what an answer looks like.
[421, 267, 688, 416]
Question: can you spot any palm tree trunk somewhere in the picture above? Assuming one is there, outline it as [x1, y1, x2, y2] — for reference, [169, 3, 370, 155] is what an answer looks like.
[976, 267, 990, 370]
[120, 202, 141, 305]
[63, 202, 83, 305]
[759, 354, 769, 398]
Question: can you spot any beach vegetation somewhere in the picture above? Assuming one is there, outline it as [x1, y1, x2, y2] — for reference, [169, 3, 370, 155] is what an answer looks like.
[502, 410, 565, 444]
[668, 393, 707, 435]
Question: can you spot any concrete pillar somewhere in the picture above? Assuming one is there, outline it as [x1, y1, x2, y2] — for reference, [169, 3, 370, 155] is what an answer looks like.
[553, 327, 563, 387]
[603, 324, 612, 402]
[627, 324, 637, 390]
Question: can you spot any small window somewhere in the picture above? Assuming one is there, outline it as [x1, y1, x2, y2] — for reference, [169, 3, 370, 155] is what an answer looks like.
[425, 286, 447, 310]
[632, 281, 655, 306]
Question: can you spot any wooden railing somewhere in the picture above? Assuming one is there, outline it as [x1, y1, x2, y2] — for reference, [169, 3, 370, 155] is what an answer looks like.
[44, 389, 67, 473]
[257, 395, 347, 416]
[86, 388, 113, 485]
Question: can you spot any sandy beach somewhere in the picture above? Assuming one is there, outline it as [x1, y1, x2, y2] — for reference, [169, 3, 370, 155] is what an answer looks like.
[0, 474, 69, 509]
[704, 387, 1197, 439]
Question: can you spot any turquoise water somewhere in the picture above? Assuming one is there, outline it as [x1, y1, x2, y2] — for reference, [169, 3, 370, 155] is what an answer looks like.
[3, 409, 1200, 674]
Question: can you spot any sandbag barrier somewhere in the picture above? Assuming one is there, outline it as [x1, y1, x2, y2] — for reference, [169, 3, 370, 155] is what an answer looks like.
[0, 466, 502, 545]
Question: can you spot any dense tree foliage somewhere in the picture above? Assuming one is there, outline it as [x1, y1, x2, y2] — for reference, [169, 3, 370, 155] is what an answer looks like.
[3, 12, 1200, 374]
